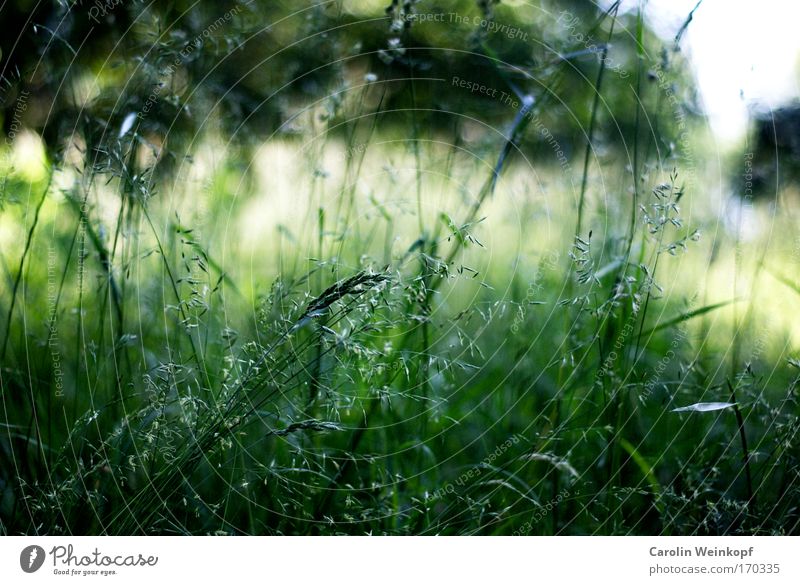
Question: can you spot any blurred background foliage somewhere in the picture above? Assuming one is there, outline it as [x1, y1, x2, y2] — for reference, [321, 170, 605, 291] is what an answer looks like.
[0, 0, 697, 181]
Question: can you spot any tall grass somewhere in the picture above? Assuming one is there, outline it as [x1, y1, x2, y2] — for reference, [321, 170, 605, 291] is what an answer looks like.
[1, 1, 799, 536]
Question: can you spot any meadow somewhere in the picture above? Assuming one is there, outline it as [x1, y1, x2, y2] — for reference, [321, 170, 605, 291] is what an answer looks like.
[1, 0, 799, 535]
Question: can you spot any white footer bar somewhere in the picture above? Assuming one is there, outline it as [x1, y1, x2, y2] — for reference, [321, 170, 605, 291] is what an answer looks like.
[2, 536, 797, 583]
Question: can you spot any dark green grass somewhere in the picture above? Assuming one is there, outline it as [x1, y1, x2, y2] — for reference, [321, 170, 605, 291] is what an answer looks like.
[1, 1, 799, 536]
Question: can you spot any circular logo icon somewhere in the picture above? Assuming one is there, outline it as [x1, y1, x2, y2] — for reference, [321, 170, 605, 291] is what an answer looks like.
[20, 545, 46, 573]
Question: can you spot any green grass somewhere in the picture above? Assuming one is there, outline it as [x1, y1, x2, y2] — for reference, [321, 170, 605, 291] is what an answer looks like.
[1, 1, 800, 536]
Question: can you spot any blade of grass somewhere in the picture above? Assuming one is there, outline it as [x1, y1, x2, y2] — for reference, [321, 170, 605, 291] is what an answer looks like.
[638, 298, 740, 338]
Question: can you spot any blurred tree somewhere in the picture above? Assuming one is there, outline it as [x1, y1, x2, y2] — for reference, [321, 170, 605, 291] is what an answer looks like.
[742, 104, 800, 200]
[0, 0, 698, 181]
